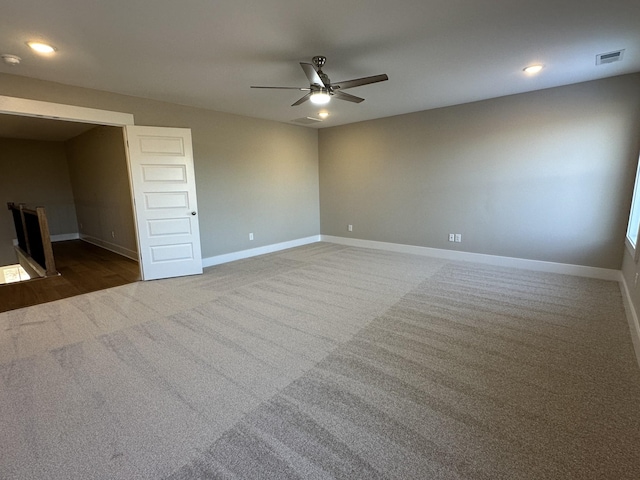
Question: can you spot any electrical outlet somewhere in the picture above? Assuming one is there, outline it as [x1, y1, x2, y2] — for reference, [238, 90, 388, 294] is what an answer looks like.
[448, 234, 455, 242]
[249, 232, 254, 241]
[455, 234, 462, 243]
[348, 224, 353, 232]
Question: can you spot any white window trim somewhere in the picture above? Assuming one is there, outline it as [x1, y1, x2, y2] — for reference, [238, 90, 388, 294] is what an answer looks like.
[626, 150, 640, 261]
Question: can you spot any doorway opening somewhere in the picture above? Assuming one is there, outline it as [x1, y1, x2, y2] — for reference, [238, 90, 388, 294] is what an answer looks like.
[1, 95, 204, 308]
[0, 97, 141, 311]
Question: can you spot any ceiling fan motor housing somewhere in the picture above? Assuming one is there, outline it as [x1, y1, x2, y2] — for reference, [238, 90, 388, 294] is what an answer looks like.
[312, 56, 326, 69]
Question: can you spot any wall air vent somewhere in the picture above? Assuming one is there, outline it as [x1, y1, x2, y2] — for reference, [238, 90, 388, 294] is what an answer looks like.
[291, 117, 323, 125]
[596, 49, 625, 65]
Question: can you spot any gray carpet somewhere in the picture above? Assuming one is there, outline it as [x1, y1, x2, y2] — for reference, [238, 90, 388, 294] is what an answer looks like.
[1, 243, 639, 479]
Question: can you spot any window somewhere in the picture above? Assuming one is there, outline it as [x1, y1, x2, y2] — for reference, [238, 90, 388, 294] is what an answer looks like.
[626, 153, 640, 251]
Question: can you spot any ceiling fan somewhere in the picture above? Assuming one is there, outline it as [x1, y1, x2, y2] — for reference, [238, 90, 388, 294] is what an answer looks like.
[251, 56, 389, 106]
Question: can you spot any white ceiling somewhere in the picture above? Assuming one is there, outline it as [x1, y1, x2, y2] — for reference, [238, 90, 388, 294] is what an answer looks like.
[1, 0, 639, 130]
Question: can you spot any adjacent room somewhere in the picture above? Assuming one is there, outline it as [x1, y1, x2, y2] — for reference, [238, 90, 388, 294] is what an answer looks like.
[0, 120, 140, 312]
[1, 1, 639, 478]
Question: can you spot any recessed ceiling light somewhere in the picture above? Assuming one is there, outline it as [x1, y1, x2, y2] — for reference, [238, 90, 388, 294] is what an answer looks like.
[26, 41, 57, 54]
[318, 111, 329, 119]
[523, 64, 543, 74]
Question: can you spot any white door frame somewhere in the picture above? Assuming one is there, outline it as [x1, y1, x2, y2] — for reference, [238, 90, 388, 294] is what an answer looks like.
[0, 95, 202, 280]
[0, 95, 134, 126]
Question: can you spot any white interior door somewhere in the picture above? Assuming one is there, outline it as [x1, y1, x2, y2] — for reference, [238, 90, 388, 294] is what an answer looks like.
[125, 125, 202, 280]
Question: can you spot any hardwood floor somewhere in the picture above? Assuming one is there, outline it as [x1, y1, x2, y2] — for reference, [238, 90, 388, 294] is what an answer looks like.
[0, 240, 140, 313]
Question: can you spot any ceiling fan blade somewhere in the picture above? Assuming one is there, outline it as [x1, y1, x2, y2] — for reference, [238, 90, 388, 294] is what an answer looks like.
[333, 91, 365, 103]
[300, 62, 325, 87]
[332, 74, 388, 90]
[292, 92, 312, 106]
[251, 86, 311, 90]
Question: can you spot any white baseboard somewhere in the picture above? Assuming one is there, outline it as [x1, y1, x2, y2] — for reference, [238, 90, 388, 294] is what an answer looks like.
[51, 233, 80, 242]
[202, 235, 321, 267]
[619, 277, 640, 369]
[79, 234, 139, 261]
[13, 233, 80, 246]
[320, 235, 621, 281]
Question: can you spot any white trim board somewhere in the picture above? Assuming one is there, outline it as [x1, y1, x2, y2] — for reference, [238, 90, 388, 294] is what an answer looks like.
[203, 234, 620, 280]
[14, 232, 138, 261]
[202, 236, 321, 267]
[0, 95, 134, 125]
[79, 234, 139, 261]
[620, 277, 640, 369]
[320, 235, 621, 281]
[52, 233, 80, 242]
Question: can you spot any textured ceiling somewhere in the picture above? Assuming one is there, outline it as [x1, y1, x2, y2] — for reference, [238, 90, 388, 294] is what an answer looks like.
[1, 0, 639, 132]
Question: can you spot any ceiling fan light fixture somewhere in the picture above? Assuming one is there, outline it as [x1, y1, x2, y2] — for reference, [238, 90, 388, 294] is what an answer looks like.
[310, 90, 330, 105]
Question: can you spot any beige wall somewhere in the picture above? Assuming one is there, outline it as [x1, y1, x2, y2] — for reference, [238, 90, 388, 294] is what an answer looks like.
[3, 72, 638, 271]
[0, 137, 78, 266]
[319, 74, 640, 269]
[65, 126, 137, 258]
[0, 72, 320, 259]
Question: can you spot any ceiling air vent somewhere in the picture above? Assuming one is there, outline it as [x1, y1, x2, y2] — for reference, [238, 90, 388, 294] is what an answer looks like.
[596, 49, 625, 65]
[291, 117, 323, 125]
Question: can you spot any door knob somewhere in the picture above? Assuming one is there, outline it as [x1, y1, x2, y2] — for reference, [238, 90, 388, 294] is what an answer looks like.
[191, 211, 197, 216]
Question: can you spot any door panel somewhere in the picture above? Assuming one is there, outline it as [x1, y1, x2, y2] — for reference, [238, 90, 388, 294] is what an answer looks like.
[144, 191, 190, 209]
[141, 164, 187, 182]
[125, 126, 202, 280]
[147, 218, 192, 236]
